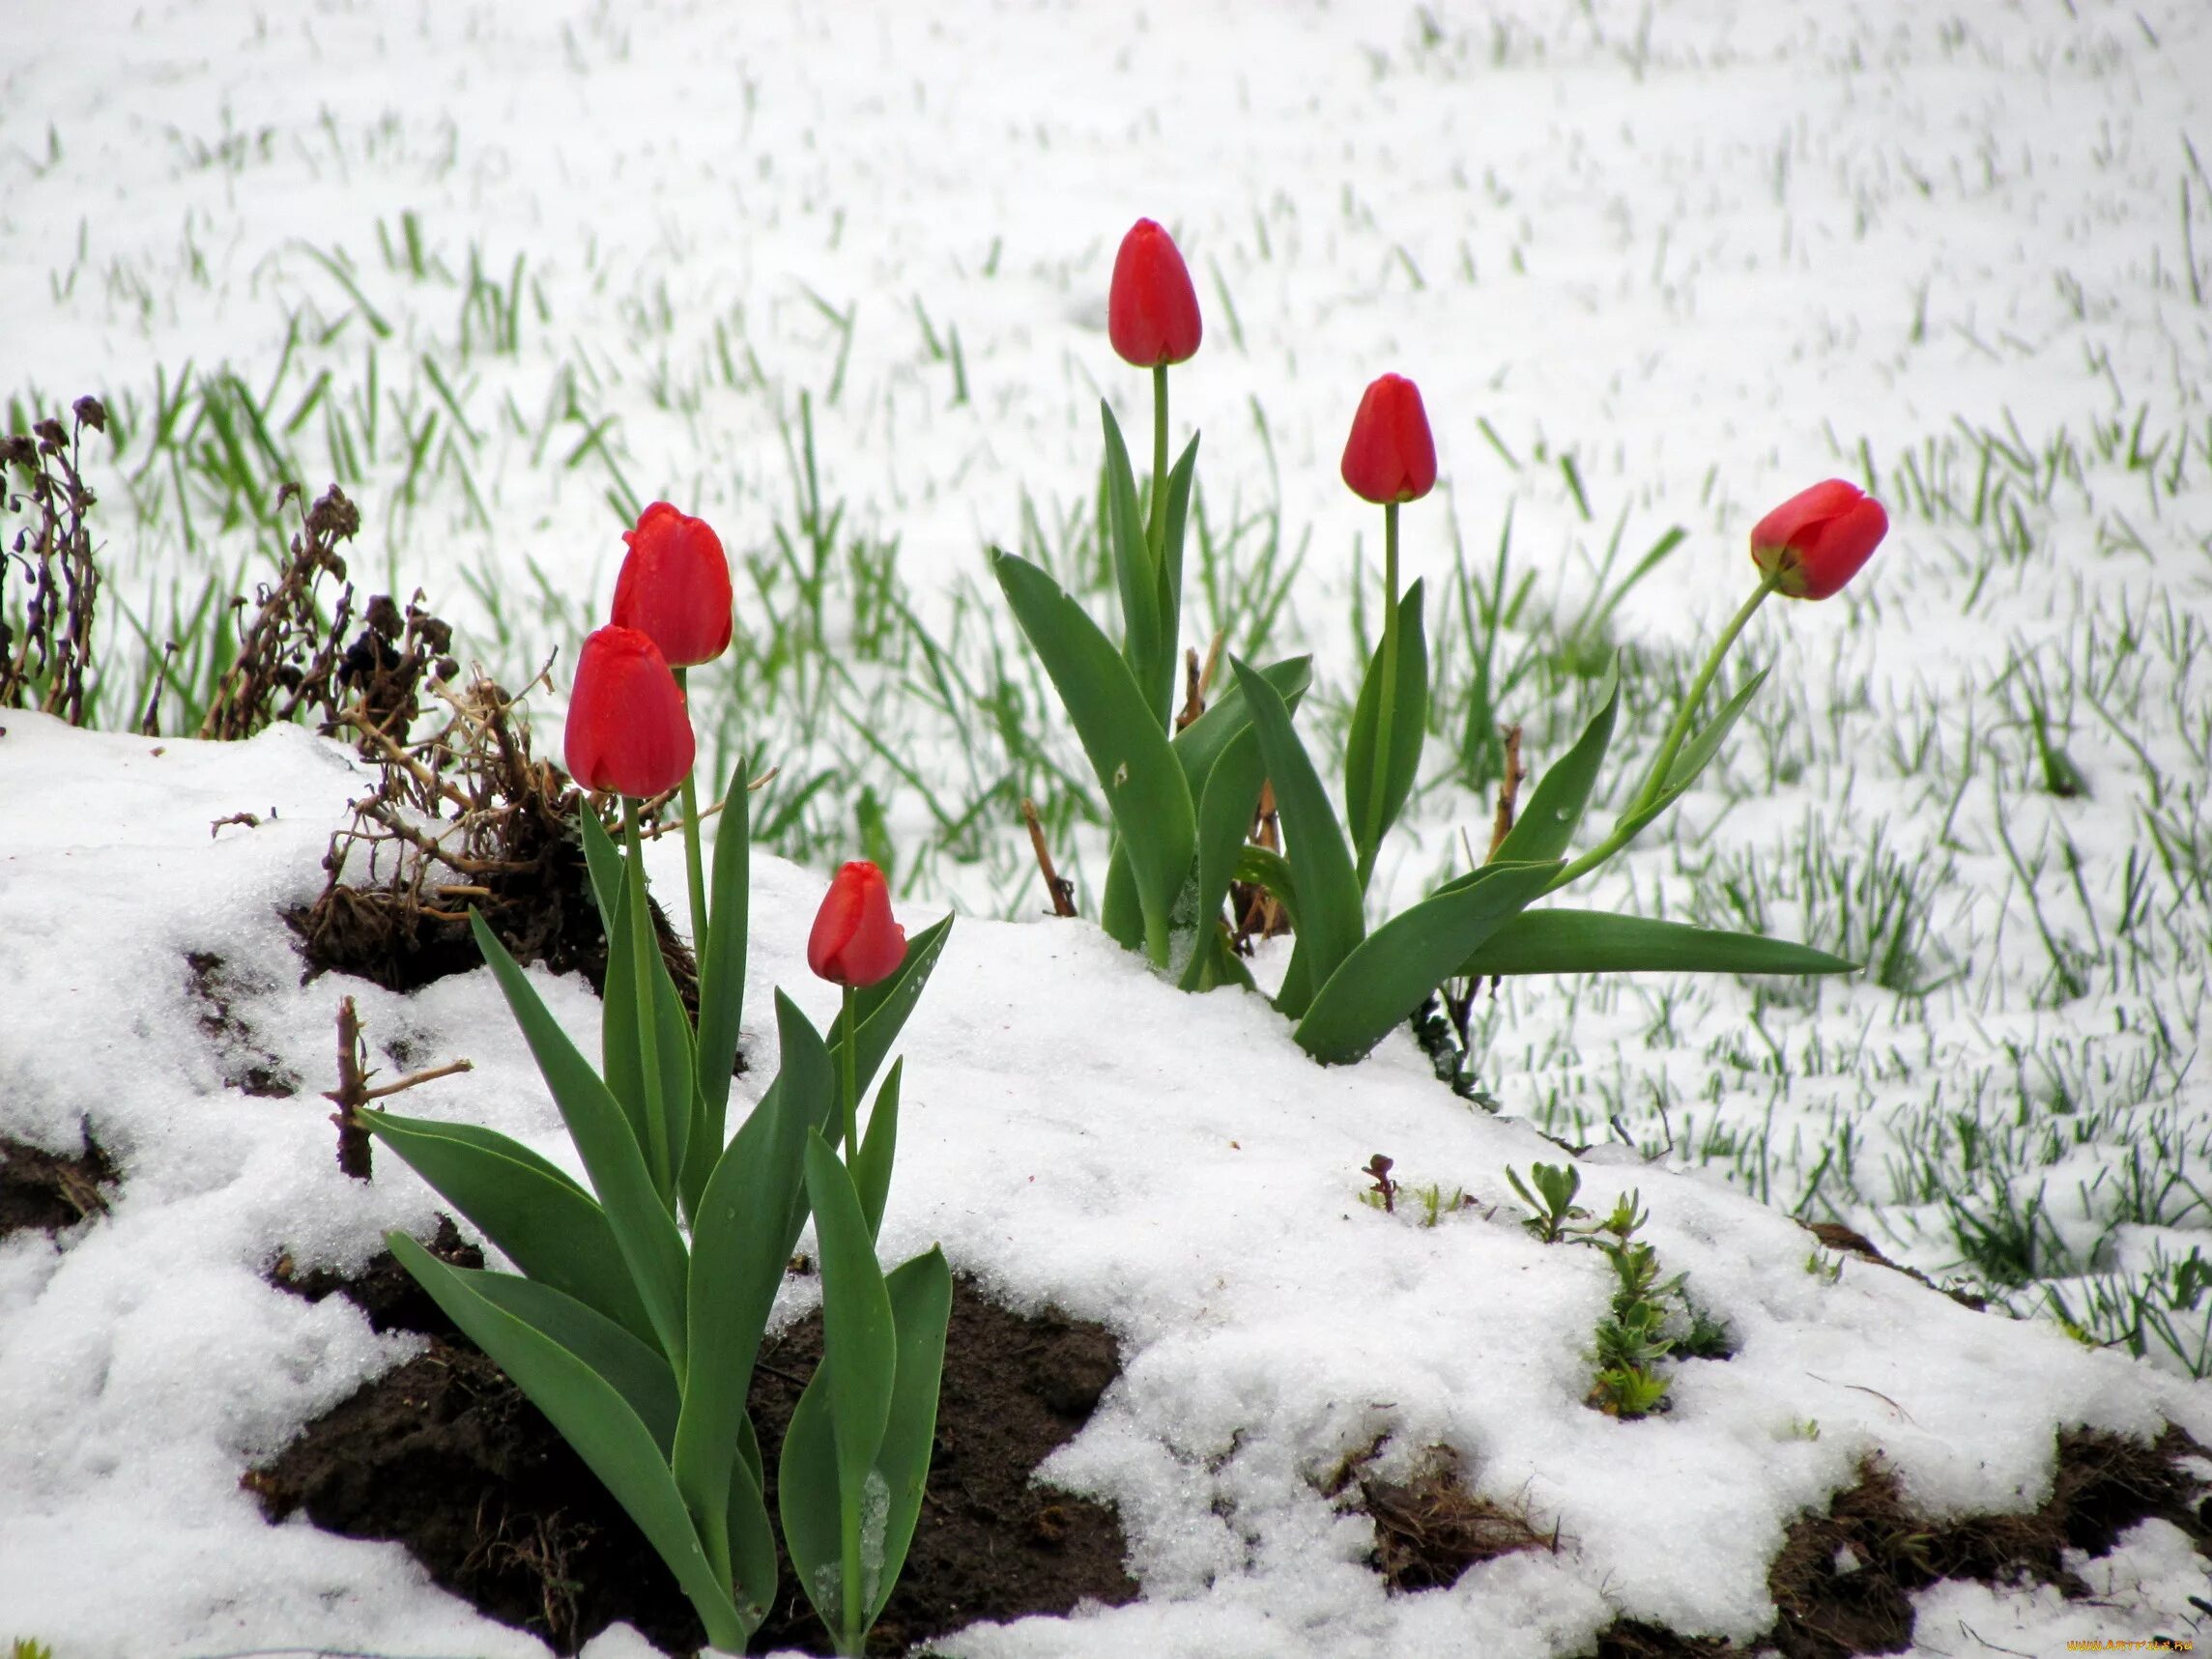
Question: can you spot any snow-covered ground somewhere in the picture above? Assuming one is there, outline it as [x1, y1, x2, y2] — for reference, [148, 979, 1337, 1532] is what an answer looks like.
[4, 0, 2211, 1652]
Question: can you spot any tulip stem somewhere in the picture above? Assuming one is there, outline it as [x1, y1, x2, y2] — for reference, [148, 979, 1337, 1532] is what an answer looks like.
[1545, 574, 1779, 895]
[840, 985, 860, 1163]
[622, 799, 673, 1198]
[1147, 362, 1169, 563]
[1357, 501, 1401, 892]
[673, 668, 711, 966]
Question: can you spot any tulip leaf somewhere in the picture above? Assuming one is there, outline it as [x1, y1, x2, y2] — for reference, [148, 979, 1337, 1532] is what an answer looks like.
[824, 911, 953, 1101]
[597, 866, 652, 1157]
[1147, 431, 1202, 725]
[469, 909, 690, 1371]
[1100, 402, 1162, 721]
[385, 1230, 753, 1647]
[1228, 655, 1364, 1018]
[1172, 653, 1312, 798]
[992, 549, 1195, 965]
[867, 1245, 953, 1628]
[1179, 724, 1265, 992]
[1458, 908, 1861, 978]
[777, 1366, 844, 1642]
[578, 803, 624, 932]
[1663, 664, 1769, 795]
[765, 990, 843, 1291]
[1344, 580, 1429, 889]
[1492, 669, 1619, 865]
[687, 753, 752, 1212]
[852, 1058, 903, 1243]
[1099, 841, 1145, 952]
[650, 940, 696, 1210]
[1295, 861, 1562, 1065]
[358, 1108, 657, 1348]
[671, 990, 820, 1620]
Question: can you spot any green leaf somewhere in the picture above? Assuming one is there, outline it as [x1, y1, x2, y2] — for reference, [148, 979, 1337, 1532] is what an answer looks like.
[598, 865, 652, 1156]
[578, 803, 623, 931]
[777, 1369, 844, 1639]
[725, 1430, 778, 1643]
[1492, 669, 1619, 864]
[806, 1131, 895, 1500]
[443, 1263, 681, 1454]
[1227, 655, 1364, 1018]
[991, 548, 1194, 964]
[648, 932, 696, 1207]
[867, 1246, 953, 1628]
[1459, 909, 1862, 978]
[1171, 653, 1311, 799]
[1344, 581, 1429, 886]
[1099, 842, 1144, 952]
[469, 909, 690, 1371]
[385, 1231, 752, 1647]
[1295, 861, 1562, 1064]
[687, 754, 752, 1212]
[824, 911, 953, 1102]
[1663, 665, 1769, 796]
[767, 992, 844, 1288]
[359, 1108, 656, 1347]
[851, 1058, 903, 1243]
[1179, 724, 1265, 992]
[1100, 402, 1161, 715]
[1147, 432, 1202, 725]
[672, 993, 822, 1618]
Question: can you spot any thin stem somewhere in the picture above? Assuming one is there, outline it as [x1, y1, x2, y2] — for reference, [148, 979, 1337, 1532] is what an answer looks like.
[674, 667, 711, 963]
[622, 799, 672, 1197]
[1547, 575, 1778, 895]
[1358, 501, 1402, 891]
[1626, 575, 1777, 813]
[1147, 362, 1169, 560]
[841, 984, 860, 1161]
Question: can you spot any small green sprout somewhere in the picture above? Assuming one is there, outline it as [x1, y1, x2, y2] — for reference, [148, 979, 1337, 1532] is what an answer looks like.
[1507, 1160, 1588, 1243]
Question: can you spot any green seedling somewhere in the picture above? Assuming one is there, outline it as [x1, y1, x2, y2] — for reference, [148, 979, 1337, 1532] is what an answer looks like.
[1507, 1161, 1587, 1243]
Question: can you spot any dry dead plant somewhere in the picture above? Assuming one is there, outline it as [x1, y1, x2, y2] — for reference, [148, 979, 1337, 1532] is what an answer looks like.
[0, 396, 106, 726]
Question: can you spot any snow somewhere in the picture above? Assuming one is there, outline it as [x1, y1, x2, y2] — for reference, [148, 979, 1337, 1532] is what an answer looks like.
[0, 708, 2203, 1653]
[5, 0, 2212, 1651]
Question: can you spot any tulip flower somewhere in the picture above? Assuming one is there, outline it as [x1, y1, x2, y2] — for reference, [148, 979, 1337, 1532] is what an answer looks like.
[1339, 373, 1438, 889]
[809, 860, 906, 988]
[1339, 373, 1437, 506]
[563, 625, 695, 801]
[1107, 219, 1202, 369]
[1749, 478, 1889, 601]
[611, 501, 733, 668]
[809, 860, 907, 1159]
[611, 501, 733, 953]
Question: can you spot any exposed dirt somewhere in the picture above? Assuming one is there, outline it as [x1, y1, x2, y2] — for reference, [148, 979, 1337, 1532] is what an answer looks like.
[1324, 1440, 1555, 1592]
[0, 1129, 116, 1238]
[185, 949, 300, 1098]
[249, 1238, 1135, 1655]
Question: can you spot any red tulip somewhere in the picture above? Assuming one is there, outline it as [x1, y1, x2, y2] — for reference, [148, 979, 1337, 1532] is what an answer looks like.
[1107, 219, 1203, 368]
[1749, 479, 1889, 600]
[808, 861, 906, 987]
[1340, 374, 1437, 505]
[611, 501, 733, 668]
[564, 626, 696, 798]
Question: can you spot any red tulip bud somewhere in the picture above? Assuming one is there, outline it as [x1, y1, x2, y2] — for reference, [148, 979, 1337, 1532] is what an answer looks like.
[611, 501, 733, 668]
[563, 626, 696, 799]
[1340, 374, 1437, 505]
[1107, 219, 1203, 368]
[807, 861, 906, 988]
[1749, 479, 1889, 600]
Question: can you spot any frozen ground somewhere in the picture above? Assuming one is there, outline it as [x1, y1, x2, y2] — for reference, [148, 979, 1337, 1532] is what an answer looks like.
[3, 0, 2211, 1652]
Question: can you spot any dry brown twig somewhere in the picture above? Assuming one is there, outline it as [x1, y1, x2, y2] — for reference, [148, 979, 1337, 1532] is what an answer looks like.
[323, 996, 473, 1180]
[1022, 797, 1077, 917]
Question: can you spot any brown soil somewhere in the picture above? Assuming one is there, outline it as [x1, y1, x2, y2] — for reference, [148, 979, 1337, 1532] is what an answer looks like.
[186, 950, 301, 1097]
[0, 1129, 116, 1238]
[1325, 1441, 1555, 1592]
[250, 1232, 1135, 1655]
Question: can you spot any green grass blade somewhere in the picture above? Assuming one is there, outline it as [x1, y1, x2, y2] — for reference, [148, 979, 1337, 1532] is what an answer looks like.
[1459, 909, 1862, 977]
[992, 549, 1195, 964]
[1295, 861, 1561, 1064]
[468, 909, 690, 1371]
[385, 1231, 751, 1645]
[359, 1108, 656, 1346]
[1227, 655, 1363, 1017]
